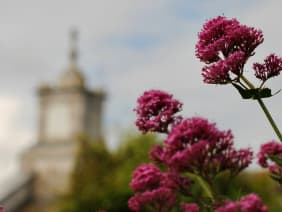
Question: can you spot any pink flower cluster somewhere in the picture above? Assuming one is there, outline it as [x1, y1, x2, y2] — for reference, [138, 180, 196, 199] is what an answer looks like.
[202, 51, 247, 84]
[196, 16, 263, 63]
[253, 54, 282, 82]
[181, 203, 199, 212]
[150, 117, 253, 177]
[128, 187, 175, 212]
[134, 90, 182, 133]
[216, 193, 268, 212]
[180, 194, 268, 212]
[258, 141, 282, 181]
[130, 89, 257, 211]
[196, 16, 264, 84]
[258, 141, 282, 167]
[128, 163, 191, 212]
[130, 163, 162, 192]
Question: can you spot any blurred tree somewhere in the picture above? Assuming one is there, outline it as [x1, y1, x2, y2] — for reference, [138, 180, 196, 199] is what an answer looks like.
[58, 133, 159, 212]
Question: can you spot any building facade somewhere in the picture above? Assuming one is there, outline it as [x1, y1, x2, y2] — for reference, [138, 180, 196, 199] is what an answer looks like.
[20, 30, 105, 210]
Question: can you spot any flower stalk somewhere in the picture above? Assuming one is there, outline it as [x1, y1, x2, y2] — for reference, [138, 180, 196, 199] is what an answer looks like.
[128, 15, 280, 212]
[257, 98, 282, 142]
[241, 75, 282, 142]
[195, 175, 215, 202]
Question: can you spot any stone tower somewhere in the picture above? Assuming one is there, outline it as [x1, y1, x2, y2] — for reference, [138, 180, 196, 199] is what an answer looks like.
[22, 30, 105, 208]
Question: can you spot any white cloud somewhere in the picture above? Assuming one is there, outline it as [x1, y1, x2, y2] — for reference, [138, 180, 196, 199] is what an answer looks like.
[0, 97, 34, 182]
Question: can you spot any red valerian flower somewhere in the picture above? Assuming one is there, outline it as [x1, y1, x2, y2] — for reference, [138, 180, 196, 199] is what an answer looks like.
[128, 187, 176, 212]
[229, 24, 264, 58]
[134, 90, 182, 133]
[226, 148, 253, 176]
[216, 193, 268, 212]
[268, 164, 282, 177]
[129, 163, 192, 211]
[258, 141, 282, 182]
[196, 16, 263, 84]
[160, 172, 192, 195]
[130, 163, 192, 192]
[158, 117, 252, 177]
[165, 117, 232, 147]
[202, 59, 232, 84]
[202, 51, 246, 84]
[196, 16, 240, 63]
[181, 203, 200, 212]
[149, 144, 164, 163]
[253, 54, 282, 81]
[257, 141, 282, 168]
[130, 163, 162, 192]
[196, 16, 263, 63]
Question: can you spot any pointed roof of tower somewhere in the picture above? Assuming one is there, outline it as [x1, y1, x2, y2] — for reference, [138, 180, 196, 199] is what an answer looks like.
[58, 28, 85, 89]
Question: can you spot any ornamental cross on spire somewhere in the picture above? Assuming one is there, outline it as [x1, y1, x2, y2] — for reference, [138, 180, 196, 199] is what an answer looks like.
[69, 28, 78, 66]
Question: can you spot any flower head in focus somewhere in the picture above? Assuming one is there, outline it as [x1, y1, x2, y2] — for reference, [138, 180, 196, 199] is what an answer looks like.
[202, 51, 246, 84]
[196, 16, 240, 63]
[165, 117, 232, 147]
[134, 90, 182, 133]
[253, 54, 282, 82]
[151, 117, 253, 177]
[196, 16, 263, 63]
[196, 16, 263, 84]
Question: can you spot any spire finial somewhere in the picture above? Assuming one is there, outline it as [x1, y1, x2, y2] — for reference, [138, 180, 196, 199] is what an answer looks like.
[69, 28, 78, 66]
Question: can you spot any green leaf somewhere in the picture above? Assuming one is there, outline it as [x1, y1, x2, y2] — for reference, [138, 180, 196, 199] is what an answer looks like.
[232, 83, 253, 99]
[256, 88, 272, 99]
[232, 83, 273, 99]
[269, 155, 282, 167]
[270, 174, 282, 184]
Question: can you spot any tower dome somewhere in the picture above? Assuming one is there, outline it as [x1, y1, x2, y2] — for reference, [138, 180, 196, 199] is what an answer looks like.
[58, 29, 85, 89]
[59, 63, 85, 89]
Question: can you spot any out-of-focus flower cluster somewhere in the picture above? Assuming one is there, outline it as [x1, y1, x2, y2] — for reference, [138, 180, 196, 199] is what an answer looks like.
[181, 203, 200, 212]
[134, 90, 182, 133]
[258, 141, 282, 183]
[196, 16, 282, 86]
[216, 193, 268, 212]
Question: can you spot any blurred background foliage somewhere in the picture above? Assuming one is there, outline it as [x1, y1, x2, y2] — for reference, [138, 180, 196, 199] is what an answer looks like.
[58, 133, 159, 212]
[57, 133, 282, 212]
[219, 171, 282, 211]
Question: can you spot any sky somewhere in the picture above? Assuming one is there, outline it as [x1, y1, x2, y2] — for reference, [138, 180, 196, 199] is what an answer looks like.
[0, 0, 282, 182]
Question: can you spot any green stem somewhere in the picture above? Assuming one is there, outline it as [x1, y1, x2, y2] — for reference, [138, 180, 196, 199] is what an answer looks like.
[240, 75, 255, 89]
[195, 175, 215, 202]
[257, 98, 282, 142]
[241, 75, 282, 142]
